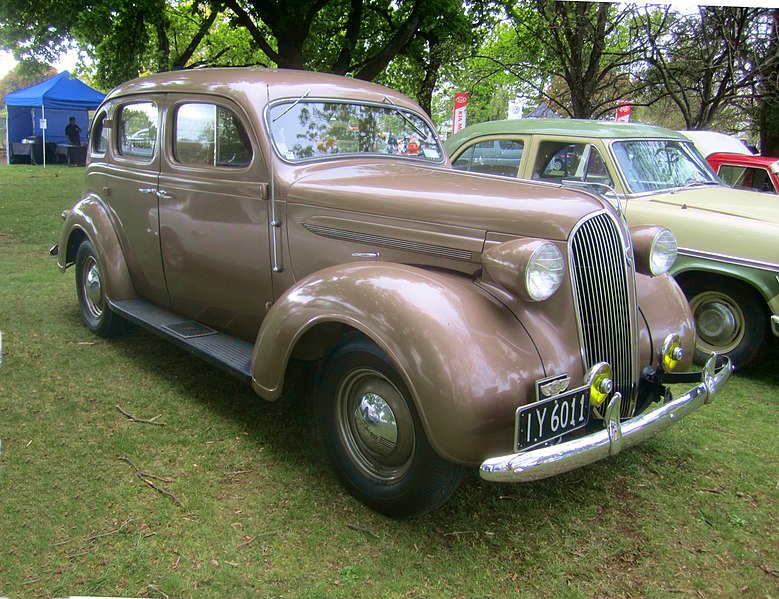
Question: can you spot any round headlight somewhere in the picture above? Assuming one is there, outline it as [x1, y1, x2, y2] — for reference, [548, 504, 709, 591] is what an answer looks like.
[526, 243, 565, 301]
[649, 229, 677, 275]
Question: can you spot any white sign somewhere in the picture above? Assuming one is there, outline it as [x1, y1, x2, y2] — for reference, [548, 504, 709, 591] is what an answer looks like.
[39, 118, 47, 130]
[508, 99, 525, 120]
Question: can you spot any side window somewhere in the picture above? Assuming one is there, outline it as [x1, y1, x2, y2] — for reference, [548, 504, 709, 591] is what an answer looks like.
[451, 139, 523, 177]
[118, 102, 158, 160]
[91, 112, 109, 155]
[174, 103, 253, 168]
[533, 142, 613, 188]
[719, 165, 775, 193]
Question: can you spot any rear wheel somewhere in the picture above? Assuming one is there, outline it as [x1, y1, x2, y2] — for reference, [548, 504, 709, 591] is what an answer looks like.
[316, 336, 464, 518]
[75, 240, 127, 337]
[684, 278, 767, 369]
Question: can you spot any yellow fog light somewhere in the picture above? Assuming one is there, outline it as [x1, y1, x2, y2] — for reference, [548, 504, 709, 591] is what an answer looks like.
[585, 362, 613, 407]
[660, 334, 684, 371]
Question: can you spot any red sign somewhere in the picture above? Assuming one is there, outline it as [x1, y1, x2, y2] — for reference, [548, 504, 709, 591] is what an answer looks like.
[616, 101, 631, 123]
[453, 92, 469, 134]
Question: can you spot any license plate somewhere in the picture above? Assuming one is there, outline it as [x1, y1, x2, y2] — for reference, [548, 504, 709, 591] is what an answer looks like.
[515, 386, 590, 451]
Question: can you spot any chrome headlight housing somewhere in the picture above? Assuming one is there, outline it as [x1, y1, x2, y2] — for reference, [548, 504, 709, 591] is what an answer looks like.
[631, 226, 677, 276]
[482, 239, 565, 302]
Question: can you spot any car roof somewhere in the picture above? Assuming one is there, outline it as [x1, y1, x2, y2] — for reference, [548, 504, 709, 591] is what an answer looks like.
[445, 118, 689, 150]
[102, 68, 422, 114]
[679, 130, 754, 157]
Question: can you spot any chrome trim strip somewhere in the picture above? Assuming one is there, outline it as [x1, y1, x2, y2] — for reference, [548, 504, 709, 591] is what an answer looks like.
[480, 354, 732, 483]
[678, 247, 779, 272]
[302, 223, 473, 261]
[771, 315, 779, 338]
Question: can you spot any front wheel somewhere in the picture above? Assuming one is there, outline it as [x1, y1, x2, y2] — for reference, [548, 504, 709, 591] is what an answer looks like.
[75, 240, 127, 337]
[684, 278, 768, 369]
[316, 336, 464, 518]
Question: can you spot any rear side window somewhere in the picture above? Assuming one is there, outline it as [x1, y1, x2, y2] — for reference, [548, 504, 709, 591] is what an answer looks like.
[174, 103, 253, 168]
[718, 164, 776, 193]
[118, 102, 158, 160]
[452, 139, 523, 178]
[91, 112, 109, 155]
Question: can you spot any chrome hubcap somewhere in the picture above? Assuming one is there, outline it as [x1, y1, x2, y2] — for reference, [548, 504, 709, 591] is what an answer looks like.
[691, 292, 743, 353]
[354, 392, 398, 457]
[83, 257, 104, 319]
[336, 367, 414, 481]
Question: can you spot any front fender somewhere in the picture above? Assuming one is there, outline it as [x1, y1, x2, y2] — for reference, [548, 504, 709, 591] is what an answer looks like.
[252, 263, 545, 465]
[636, 272, 696, 371]
[58, 194, 136, 301]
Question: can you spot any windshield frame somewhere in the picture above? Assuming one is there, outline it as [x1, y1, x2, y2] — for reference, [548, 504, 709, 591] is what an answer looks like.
[264, 97, 445, 165]
[608, 138, 719, 195]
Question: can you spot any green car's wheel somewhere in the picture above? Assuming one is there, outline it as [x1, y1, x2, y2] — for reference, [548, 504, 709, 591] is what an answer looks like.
[685, 278, 767, 369]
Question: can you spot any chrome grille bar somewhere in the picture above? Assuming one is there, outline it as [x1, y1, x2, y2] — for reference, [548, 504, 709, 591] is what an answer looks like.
[570, 212, 636, 417]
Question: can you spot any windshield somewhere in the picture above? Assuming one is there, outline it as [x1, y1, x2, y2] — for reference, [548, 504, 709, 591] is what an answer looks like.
[268, 100, 443, 163]
[611, 140, 717, 193]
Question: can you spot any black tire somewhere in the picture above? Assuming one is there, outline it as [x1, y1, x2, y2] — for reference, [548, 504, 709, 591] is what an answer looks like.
[683, 277, 768, 369]
[75, 240, 127, 337]
[316, 336, 464, 518]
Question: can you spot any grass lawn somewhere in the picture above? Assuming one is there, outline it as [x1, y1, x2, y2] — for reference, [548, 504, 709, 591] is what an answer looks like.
[0, 163, 777, 598]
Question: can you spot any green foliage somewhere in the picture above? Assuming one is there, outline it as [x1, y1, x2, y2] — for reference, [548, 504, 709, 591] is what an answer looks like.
[0, 61, 57, 105]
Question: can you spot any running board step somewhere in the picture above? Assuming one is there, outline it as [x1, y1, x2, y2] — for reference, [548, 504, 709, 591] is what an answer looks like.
[110, 298, 253, 383]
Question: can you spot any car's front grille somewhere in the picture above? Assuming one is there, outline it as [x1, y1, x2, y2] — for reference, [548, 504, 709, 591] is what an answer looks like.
[569, 212, 636, 417]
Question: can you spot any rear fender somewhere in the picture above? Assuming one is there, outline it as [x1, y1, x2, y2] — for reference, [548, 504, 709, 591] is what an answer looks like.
[58, 194, 136, 301]
[252, 262, 544, 465]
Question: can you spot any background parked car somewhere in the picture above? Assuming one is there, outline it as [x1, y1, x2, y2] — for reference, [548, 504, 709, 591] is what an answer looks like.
[706, 152, 779, 194]
[445, 119, 779, 369]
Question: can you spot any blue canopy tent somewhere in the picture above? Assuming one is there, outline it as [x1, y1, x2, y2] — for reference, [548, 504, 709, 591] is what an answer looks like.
[5, 71, 105, 165]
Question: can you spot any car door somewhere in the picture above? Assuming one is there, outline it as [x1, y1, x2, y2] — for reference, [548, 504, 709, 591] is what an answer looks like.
[106, 97, 170, 307]
[157, 96, 273, 340]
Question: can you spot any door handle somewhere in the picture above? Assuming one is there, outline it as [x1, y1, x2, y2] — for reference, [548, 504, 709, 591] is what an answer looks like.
[157, 190, 174, 201]
[138, 188, 157, 195]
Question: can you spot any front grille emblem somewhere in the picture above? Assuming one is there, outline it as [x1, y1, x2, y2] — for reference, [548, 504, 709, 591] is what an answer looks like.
[537, 374, 571, 399]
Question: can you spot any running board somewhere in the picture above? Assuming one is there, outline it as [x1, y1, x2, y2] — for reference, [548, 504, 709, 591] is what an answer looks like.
[110, 298, 254, 383]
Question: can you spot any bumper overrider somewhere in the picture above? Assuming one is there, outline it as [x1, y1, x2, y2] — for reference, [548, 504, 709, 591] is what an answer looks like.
[480, 353, 732, 483]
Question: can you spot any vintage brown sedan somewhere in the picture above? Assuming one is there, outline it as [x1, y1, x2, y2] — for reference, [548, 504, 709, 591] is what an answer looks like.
[54, 69, 731, 517]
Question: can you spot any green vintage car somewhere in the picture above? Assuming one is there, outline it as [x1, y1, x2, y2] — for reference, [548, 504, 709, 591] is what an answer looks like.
[445, 119, 779, 369]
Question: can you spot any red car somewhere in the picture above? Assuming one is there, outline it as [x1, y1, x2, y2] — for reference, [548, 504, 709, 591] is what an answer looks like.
[707, 152, 779, 194]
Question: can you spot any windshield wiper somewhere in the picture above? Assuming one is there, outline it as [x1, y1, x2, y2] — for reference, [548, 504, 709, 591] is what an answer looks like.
[670, 180, 719, 194]
[382, 96, 427, 139]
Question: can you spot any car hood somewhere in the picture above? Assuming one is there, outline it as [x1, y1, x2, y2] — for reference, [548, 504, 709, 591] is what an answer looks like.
[285, 161, 609, 242]
[641, 186, 779, 223]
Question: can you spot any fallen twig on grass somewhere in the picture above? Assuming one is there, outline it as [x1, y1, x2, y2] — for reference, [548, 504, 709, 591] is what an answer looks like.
[116, 404, 166, 426]
[119, 456, 183, 506]
[146, 584, 170, 599]
[237, 531, 277, 548]
[347, 523, 380, 539]
[53, 516, 136, 547]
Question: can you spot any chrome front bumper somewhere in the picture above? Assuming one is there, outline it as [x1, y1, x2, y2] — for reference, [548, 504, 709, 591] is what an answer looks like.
[480, 353, 732, 483]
